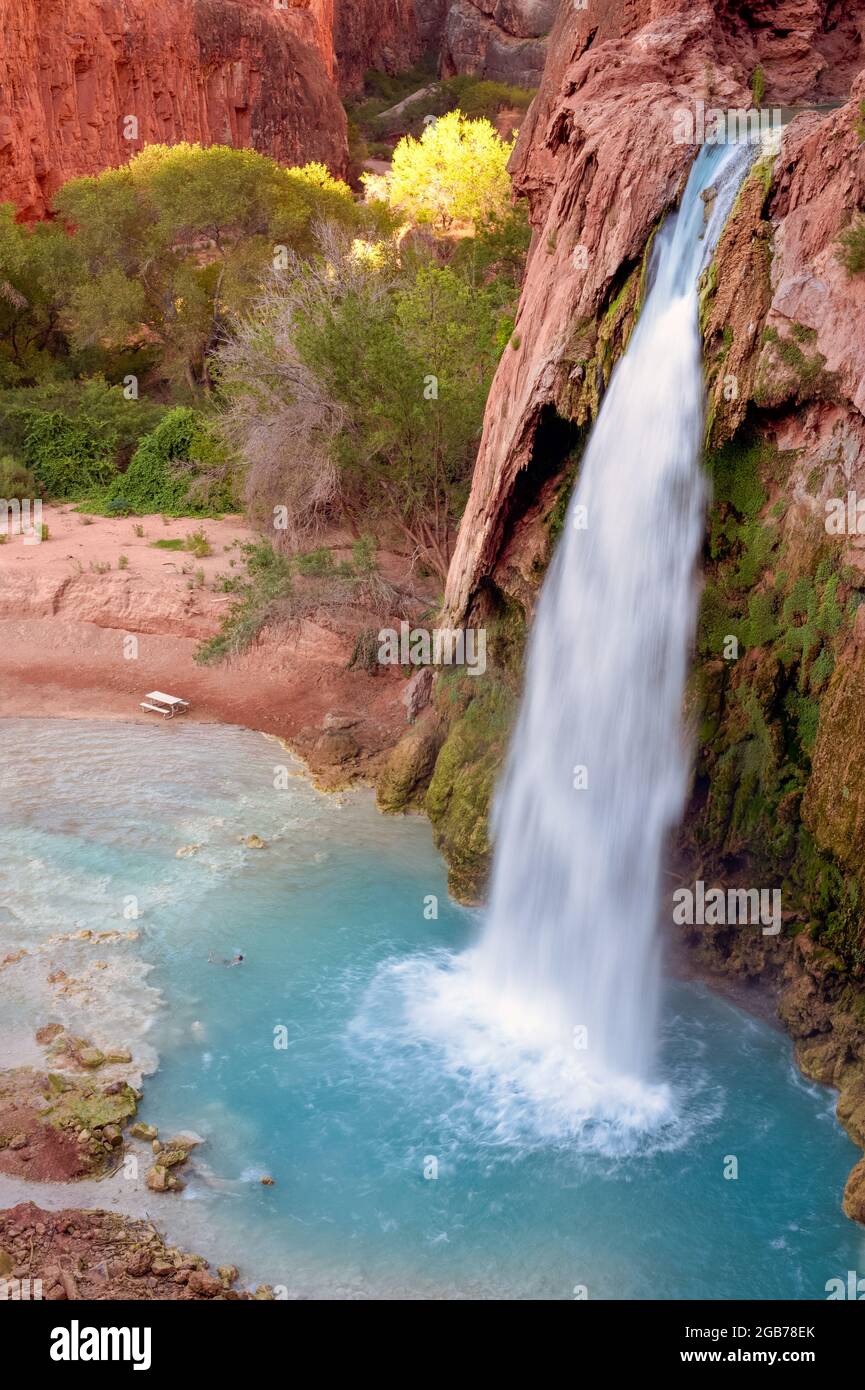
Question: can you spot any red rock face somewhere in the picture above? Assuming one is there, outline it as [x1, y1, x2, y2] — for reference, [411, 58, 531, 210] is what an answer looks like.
[0, 0, 412, 218]
[441, 0, 557, 87]
[445, 0, 865, 619]
[334, 0, 420, 93]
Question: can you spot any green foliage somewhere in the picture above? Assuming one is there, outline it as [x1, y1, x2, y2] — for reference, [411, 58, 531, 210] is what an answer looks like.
[708, 437, 769, 520]
[449, 201, 532, 299]
[185, 528, 212, 558]
[855, 99, 865, 143]
[742, 589, 780, 648]
[195, 541, 294, 664]
[106, 408, 236, 516]
[0, 378, 165, 482]
[0, 454, 35, 500]
[53, 145, 361, 390]
[837, 215, 865, 276]
[0, 203, 78, 387]
[693, 423, 865, 974]
[751, 65, 766, 108]
[224, 233, 508, 580]
[23, 411, 115, 498]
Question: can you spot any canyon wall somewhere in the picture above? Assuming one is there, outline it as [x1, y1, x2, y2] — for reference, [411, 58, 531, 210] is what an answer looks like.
[0, 0, 350, 217]
[440, 0, 557, 87]
[445, 0, 865, 622]
[0, 0, 435, 218]
[0, 0, 556, 219]
[335, 0, 420, 93]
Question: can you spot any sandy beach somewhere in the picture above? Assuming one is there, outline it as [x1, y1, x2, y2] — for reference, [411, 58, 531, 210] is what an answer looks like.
[0, 505, 429, 784]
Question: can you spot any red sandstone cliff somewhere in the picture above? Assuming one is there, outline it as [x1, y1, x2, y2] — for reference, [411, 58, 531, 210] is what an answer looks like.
[444, 0, 865, 620]
[0, 0, 431, 218]
[0, 0, 350, 217]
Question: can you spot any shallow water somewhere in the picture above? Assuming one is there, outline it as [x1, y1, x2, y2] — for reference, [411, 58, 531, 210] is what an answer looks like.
[0, 720, 862, 1299]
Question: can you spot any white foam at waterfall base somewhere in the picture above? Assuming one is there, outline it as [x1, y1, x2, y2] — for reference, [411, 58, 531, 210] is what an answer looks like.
[377, 143, 756, 1147]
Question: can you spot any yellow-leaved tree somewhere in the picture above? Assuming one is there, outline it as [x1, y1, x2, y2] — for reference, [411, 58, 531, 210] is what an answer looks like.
[372, 111, 515, 232]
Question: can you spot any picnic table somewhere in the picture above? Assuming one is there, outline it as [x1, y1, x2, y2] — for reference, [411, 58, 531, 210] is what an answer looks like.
[140, 691, 190, 719]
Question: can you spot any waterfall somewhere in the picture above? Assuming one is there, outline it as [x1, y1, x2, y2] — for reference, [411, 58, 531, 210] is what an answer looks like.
[474, 144, 755, 1107]
[391, 144, 755, 1146]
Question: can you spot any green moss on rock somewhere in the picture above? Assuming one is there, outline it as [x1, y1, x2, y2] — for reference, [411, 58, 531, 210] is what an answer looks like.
[43, 1078, 138, 1135]
[377, 720, 445, 814]
[425, 678, 516, 903]
[688, 426, 865, 977]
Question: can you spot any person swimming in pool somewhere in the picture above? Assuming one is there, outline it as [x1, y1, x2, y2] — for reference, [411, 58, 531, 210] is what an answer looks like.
[209, 951, 244, 966]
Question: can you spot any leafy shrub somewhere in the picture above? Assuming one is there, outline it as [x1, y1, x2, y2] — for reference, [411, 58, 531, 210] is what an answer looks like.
[105, 408, 237, 516]
[0, 378, 165, 468]
[23, 410, 114, 498]
[185, 528, 212, 558]
[195, 541, 293, 664]
[0, 454, 36, 500]
[837, 215, 865, 276]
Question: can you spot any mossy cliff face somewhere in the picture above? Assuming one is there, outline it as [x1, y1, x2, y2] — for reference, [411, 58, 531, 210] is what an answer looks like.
[376, 601, 523, 902]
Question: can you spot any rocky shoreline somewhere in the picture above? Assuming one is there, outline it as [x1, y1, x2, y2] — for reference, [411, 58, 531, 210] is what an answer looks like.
[0, 1025, 278, 1300]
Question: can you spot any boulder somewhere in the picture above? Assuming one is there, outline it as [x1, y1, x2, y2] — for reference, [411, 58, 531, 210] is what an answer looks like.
[145, 1165, 182, 1193]
[187, 1269, 222, 1298]
[130, 1122, 158, 1142]
[77, 1047, 105, 1070]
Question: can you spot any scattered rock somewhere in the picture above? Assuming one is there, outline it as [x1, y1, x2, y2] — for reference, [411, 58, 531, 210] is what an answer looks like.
[260, 1175, 274, 1186]
[323, 711, 359, 731]
[401, 666, 434, 724]
[130, 1122, 158, 1142]
[145, 1165, 182, 1194]
[156, 1148, 189, 1169]
[166, 1131, 204, 1151]
[242, 834, 267, 850]
[35, 1024, 64, 1046]
[176, 843, 201, 858]
[77, 1047, 105, 1069]
[187, 1269, 222, 1297]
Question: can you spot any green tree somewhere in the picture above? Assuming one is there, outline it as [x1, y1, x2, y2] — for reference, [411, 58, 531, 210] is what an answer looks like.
[0, 205, 77, 386]
[54, 145, 362, 392]
[220, 226, 506, 578]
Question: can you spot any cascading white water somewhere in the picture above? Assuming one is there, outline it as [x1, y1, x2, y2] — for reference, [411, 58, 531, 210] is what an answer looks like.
[396, 144, 756, 1144]
[466, 143, 755, 1110]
